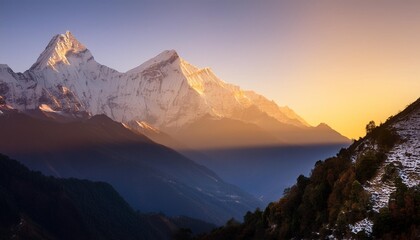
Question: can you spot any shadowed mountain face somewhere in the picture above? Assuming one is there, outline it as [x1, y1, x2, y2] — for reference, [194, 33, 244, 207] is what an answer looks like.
[124, 111, 349, 203]
[183, 144, 348, 203]
[0, 110, 261, 225]
[173, 116, 281, 149]
[170, 115, 349, 150]
[125, 112, 349, 203]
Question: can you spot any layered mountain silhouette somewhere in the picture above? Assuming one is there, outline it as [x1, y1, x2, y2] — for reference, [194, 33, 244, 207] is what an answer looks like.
[0, 153, 218, 240]
[0, 108, 261, 225]
[0, 31, 349, 149]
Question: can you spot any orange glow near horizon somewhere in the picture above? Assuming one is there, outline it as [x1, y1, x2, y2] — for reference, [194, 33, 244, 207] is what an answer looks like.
[234, 1, 420, 140]
[286, 45, 420, 139]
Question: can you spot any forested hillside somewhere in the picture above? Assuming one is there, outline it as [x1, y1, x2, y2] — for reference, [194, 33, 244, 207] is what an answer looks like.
[200, 98, 420, 240]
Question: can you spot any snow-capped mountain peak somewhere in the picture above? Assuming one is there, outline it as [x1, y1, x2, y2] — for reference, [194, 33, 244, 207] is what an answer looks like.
[126, 49, 179, 74]
[0, 31, 347, 144]
[148, 49, 179, 65]
[30, 31, 89, 71]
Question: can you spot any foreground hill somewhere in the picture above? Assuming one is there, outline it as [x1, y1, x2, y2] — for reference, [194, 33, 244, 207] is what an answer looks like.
[200, 98, 420, 239]
[0, 153, 175, 240]
[0, 109, 261, 225]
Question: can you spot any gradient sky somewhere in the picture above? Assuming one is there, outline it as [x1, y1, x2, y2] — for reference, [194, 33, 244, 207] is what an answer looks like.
[1, 0, 419, 139]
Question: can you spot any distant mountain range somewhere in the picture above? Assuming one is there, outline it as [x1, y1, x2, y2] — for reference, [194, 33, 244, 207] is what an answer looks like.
[0, 31, 349, 149]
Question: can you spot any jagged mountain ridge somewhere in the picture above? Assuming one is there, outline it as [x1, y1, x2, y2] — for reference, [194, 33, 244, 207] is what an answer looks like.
[0, 31, 348, 146]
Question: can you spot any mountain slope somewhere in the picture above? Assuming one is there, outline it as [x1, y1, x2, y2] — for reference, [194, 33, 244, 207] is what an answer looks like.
[0, 153, 175, 240]
[200, 98, 420, 239]
[354, 98, 420, 214]
[0, 31, 348, 147]
[174, 116, 281, 149]
[0, 109, 261, 225]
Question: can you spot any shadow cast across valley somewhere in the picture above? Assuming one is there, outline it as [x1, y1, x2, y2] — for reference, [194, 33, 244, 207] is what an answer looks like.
[181, 143, 349, 205]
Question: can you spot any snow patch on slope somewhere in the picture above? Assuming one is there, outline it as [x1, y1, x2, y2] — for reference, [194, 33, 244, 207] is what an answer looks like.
[135, 120, 160, 134]
[349, 218, 373, 235]
[39, 104, 57, 113]
[364, 106, 420, 212]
